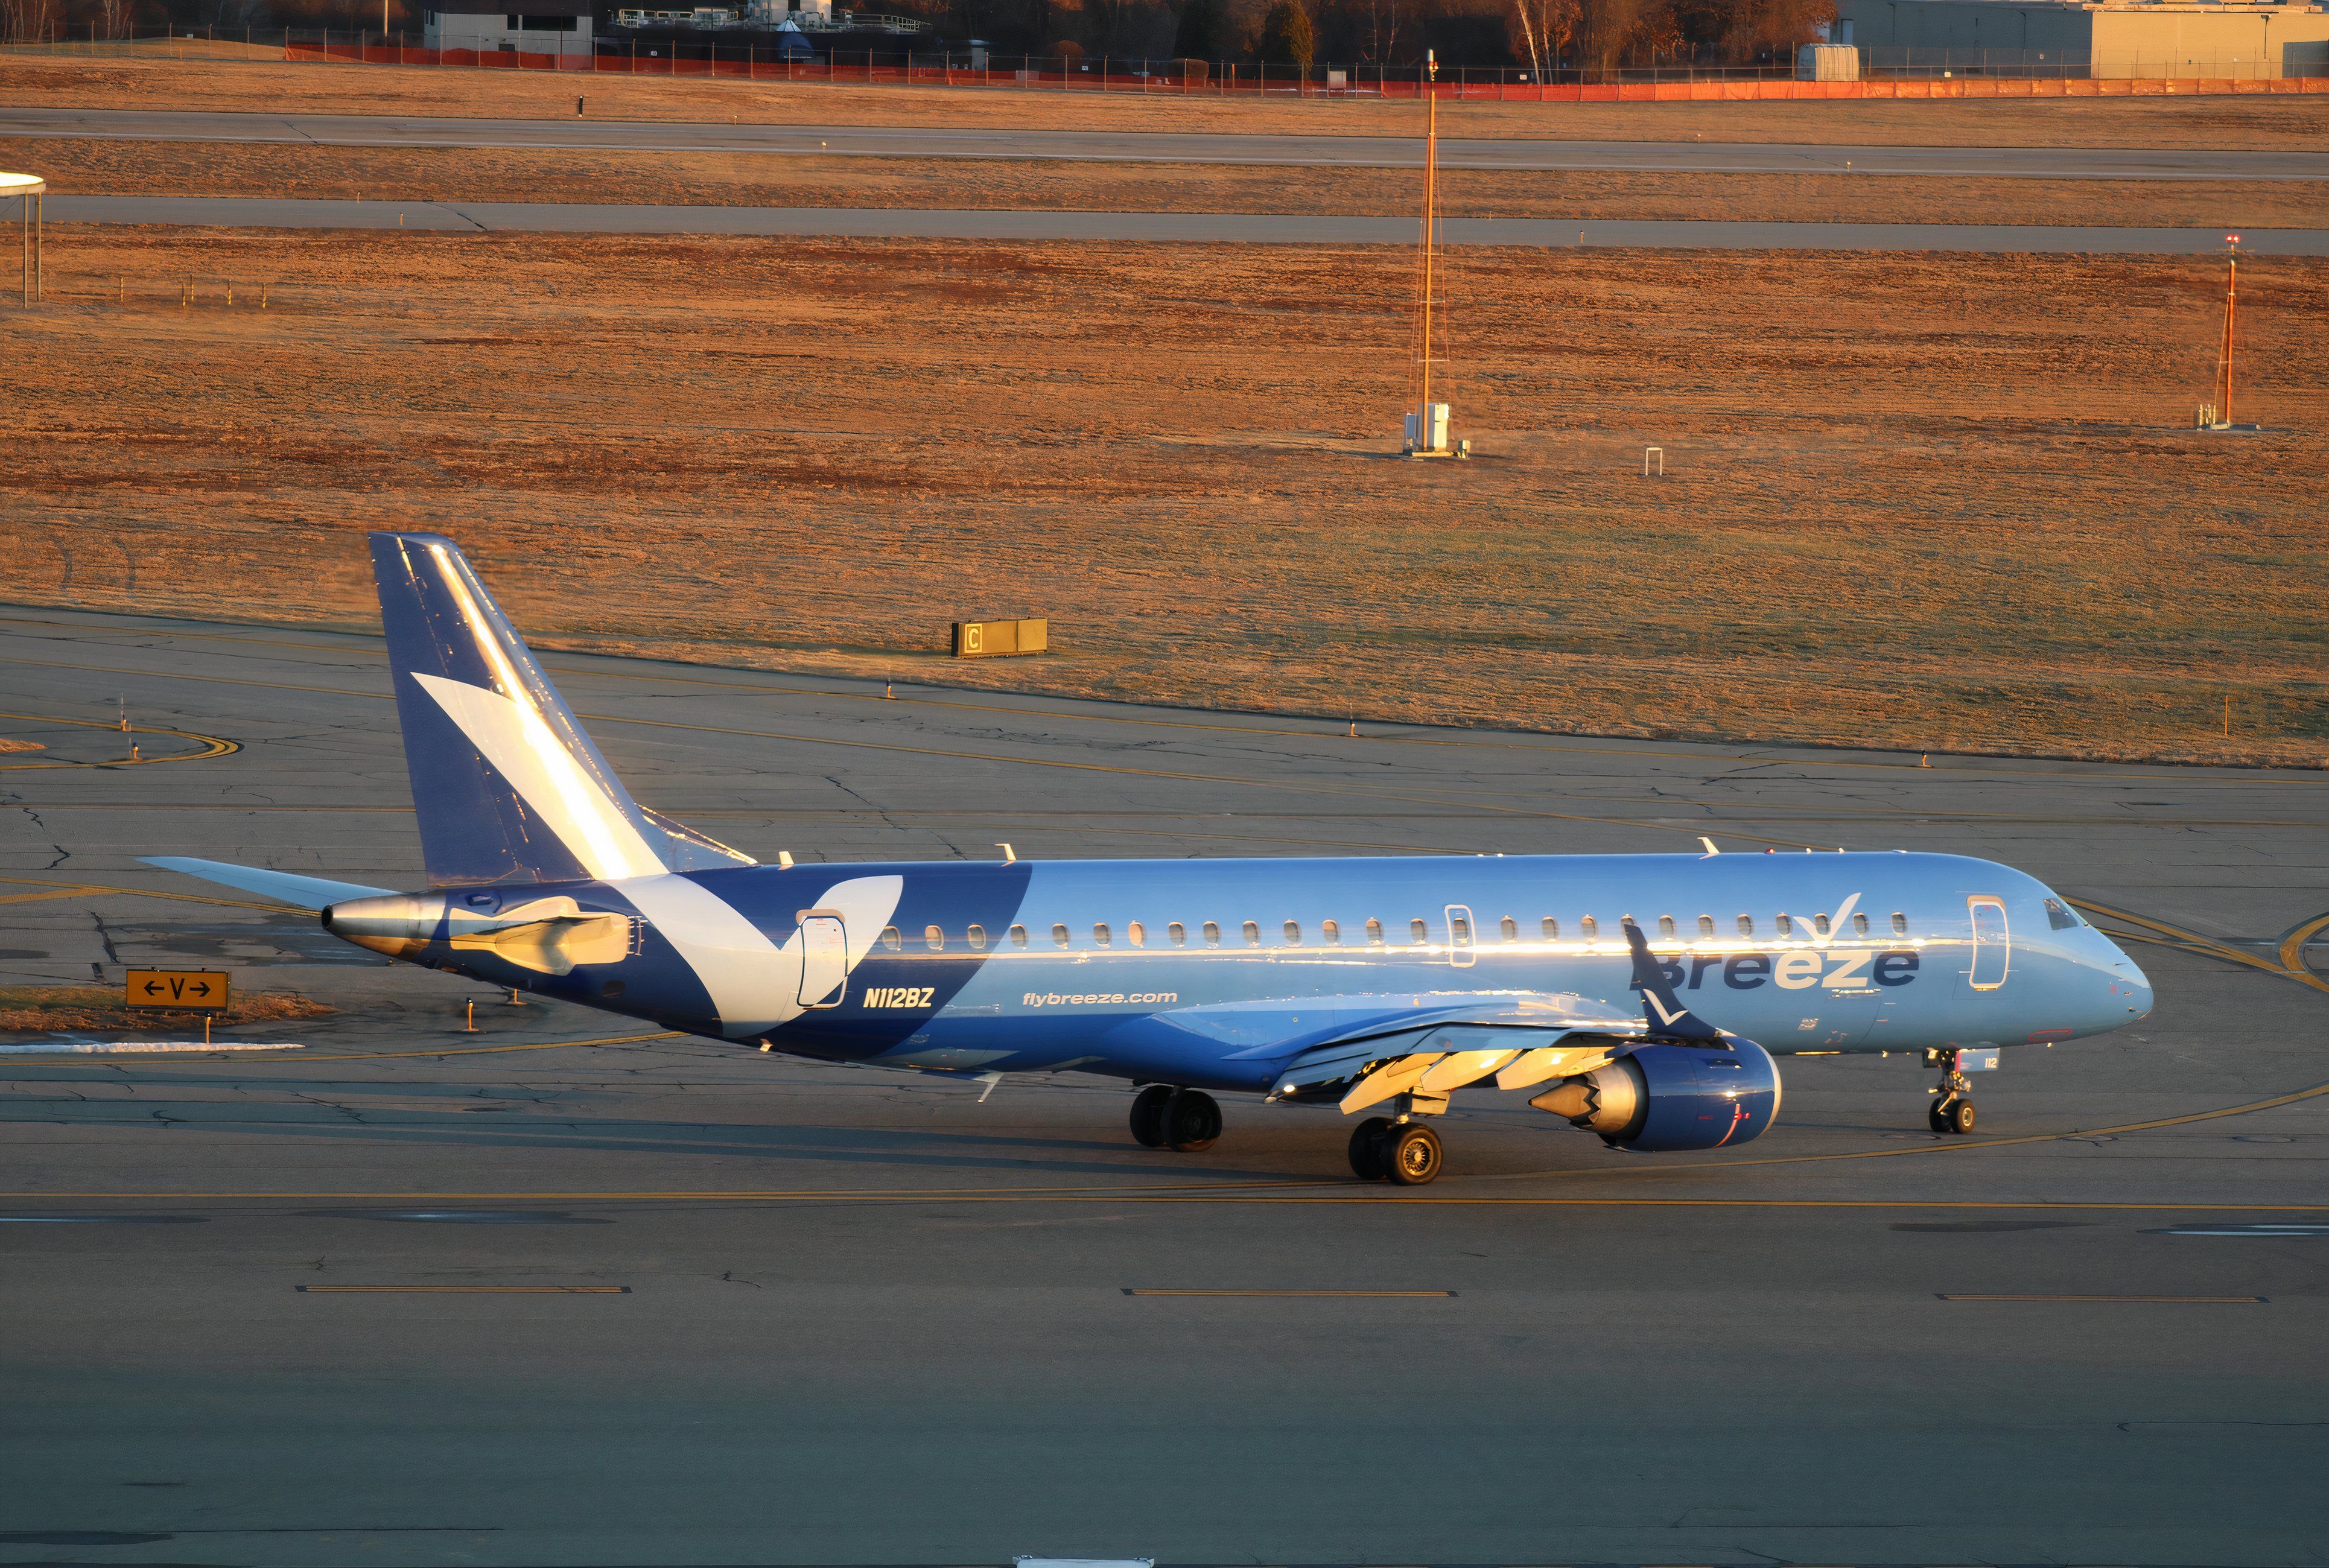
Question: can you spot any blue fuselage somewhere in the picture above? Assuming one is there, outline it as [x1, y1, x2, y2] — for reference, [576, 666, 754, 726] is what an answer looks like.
[380, 851, 2153, 1093]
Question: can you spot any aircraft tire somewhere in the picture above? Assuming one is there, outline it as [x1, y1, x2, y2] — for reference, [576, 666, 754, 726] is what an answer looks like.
[1347, 1117, 1394, 1181]
[1384, 1122, 1443, 1186]
[1948, 1098, 1977, 1135]
[1927, 1100, 1952, 1135]
[1130, 1085, 1174, 1148]
[1164, 1089, 1221, 1152]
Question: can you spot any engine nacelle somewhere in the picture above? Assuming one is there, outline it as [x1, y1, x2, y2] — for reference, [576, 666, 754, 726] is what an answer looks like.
[1530, 1039, 1781, 1152]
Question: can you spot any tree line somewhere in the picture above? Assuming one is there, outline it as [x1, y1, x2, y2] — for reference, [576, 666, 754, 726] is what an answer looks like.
[26, 0, 1831, 66]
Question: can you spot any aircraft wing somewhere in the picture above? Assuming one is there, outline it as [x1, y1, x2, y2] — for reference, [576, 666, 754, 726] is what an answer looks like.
[1262, 920, 1757, 1114]
[141, 857, 398, 910]
[1262, 1009, 1642, 1112]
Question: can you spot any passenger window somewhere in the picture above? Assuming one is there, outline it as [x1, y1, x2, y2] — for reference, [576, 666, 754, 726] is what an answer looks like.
[1499, 916, 1518, 941]
[1283, 919, 1301, 945]
[1698, 914, 1715, 938]
[1736, 914, 1753, 937]
[1409, 917, 1428, 944]
[1450, 915, 1472, 942]
[1814, 914, 1831, 938]
[881, 925, 902, 952]
[1203, 921, 1221, 947]
[1128, 921, 1146, 947]
[1242, 921, 1260, 945]
[1776, 915, 1795, 937]
[924, 924, 945, 951]
[1322, 919, 1340, 945]
[1891, 912, 1908, 935]
[1093, 922, 1111, 948]
[1580, 915, 1598, 940]
[967, 924, 988, 951]
[1542, 916, 1559, 939]
[1168, 921, 1186, 947]
[1051, 922, 1070, 948]
[1009, 924, 1028, 948]
[2045, 898, 2078, 931]
[1852, 912, 1869, 936]
[1657, 915, 1676, 939]
[1365, 918, 1384, 945]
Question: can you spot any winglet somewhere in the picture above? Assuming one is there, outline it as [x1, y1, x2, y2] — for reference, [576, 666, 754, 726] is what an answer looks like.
[1622, 918, 1723, 1041]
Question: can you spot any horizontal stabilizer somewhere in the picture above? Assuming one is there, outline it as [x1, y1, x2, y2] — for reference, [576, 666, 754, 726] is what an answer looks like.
[141, 857, 398, 910]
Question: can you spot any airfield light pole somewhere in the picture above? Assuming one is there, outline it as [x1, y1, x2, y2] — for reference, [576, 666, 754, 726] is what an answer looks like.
[2214, 233, 2240, 427]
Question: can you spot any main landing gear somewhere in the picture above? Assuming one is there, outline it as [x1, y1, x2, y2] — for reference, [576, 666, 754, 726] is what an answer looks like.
[1130, 1084, 1221, 1153]
[1927, 1049, 1977, 1135]
[1347, 1108, 1444, 1186]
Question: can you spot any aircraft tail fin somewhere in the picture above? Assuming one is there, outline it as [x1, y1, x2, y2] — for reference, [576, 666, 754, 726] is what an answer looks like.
[1622, 918, 1724, 1041]
[369, 532, 745, 889]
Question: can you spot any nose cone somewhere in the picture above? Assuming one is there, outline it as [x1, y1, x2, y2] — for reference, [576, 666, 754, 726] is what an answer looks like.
[2101, 936, 2153, 1023]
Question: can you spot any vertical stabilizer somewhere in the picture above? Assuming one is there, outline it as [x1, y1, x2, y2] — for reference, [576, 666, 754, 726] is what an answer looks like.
[370, 532, 678, 889]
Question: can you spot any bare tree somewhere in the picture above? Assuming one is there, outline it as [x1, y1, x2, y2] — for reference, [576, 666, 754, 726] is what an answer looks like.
[1508, 0, 1578, 72]
[1, 0, 61, 43]
[98, 0, 136, 38]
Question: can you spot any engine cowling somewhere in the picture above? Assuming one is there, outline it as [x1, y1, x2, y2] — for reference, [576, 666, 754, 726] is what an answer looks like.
[1530, 1039, 1781, 1152]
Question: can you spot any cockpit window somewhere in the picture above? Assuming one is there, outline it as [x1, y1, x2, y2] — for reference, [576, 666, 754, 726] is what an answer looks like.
[2045, 897, 2080, 931]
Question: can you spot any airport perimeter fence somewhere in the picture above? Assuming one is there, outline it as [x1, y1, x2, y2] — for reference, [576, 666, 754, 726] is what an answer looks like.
[9, 30, 2329, 97]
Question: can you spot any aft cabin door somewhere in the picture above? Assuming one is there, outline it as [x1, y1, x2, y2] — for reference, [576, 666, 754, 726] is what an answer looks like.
[1967, 897, 2009, 991]
[798, 913, 848, 1009]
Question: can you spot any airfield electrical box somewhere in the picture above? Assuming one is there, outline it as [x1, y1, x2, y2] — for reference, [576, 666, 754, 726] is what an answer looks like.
[952, 618, 1049, 658]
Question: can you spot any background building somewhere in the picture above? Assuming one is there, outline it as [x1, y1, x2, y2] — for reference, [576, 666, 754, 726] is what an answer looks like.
[1834, 0, 2329, 76]
[422, 0, 594, 56]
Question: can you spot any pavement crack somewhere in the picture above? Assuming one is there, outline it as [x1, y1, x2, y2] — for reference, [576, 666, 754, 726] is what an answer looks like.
[88, 911, 121, 967]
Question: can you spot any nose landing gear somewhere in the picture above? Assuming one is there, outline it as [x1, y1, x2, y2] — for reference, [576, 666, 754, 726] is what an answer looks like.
[1927, 1049, 1977, 1135]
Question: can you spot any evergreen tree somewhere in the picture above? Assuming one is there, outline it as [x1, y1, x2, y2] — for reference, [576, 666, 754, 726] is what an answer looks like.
[1260, 0, 1313, 63]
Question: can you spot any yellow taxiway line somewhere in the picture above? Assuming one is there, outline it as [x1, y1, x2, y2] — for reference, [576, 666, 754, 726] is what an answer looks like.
[0, 709, 239, 772]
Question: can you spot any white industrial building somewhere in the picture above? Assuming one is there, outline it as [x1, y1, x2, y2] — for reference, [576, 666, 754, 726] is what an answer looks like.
[1833, 0, 2329, 77]
[423, 0, 594, 56]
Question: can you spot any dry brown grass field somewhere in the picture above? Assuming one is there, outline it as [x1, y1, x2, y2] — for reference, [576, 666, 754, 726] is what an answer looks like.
[24, 136, 2325, 229]
[5, 53, 2328, 148]
[2, 226, 2322, 767]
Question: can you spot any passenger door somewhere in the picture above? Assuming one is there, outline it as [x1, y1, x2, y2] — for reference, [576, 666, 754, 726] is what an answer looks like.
[1444, 904, 1476, 969]
[798, 912, 848, 1009]
[1966, 896, 2009, 991]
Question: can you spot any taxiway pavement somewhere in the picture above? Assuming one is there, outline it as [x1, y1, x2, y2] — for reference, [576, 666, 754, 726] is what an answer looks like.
[1, 604, 2324, 1566]
[6, 106, 2327, 179]
[43, 195, 2329, 253]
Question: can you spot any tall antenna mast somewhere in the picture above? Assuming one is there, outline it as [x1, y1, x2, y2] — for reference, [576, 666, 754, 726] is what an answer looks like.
[1418, 51, 1437, 431]
[1400, 52, 1464, 458]
[2214, 233, 2240, 428]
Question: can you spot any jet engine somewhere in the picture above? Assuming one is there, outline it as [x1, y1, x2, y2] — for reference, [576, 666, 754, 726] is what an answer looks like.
[1530, 1039, 1781, 1152]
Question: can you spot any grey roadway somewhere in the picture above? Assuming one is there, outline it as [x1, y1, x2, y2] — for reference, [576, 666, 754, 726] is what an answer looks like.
[7, 104, 2329, 179]
[1, 603, 2325, 1566]
[43, 194, 2329, 251]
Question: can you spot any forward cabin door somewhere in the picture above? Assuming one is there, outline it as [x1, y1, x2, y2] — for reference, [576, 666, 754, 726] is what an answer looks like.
[798, 912, 848, 1009]
[1444, 904, 1476, 968]
[1966, 897, 2009, 991]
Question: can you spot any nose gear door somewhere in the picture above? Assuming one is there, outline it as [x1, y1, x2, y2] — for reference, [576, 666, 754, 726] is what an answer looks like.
[798, 912, 848, 1008]
[1967, 896, 2009, 991]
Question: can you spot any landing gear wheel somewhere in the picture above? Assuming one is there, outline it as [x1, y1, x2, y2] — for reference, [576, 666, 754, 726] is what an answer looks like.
[1130, 1085, 1173, 1149]
[1163, 1089, 1221, 1152]
[1928, 1100, 1953, 1135]
[1383, 1122, 1444, 1186]
[1347, 1116, 1394, 1181]
[1947, 1098, 1977, 1135]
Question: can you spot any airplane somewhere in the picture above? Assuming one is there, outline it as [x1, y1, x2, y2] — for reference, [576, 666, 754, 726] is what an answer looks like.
[148, 532, 2155, 1185]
